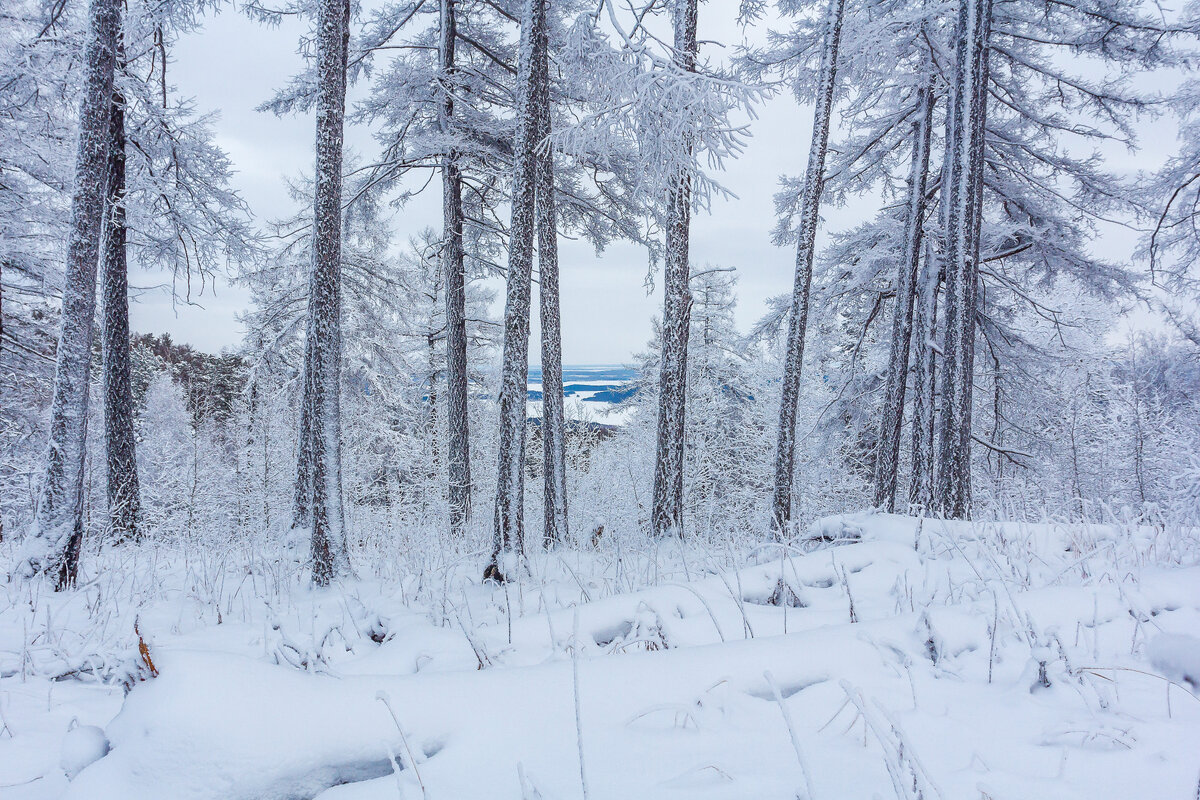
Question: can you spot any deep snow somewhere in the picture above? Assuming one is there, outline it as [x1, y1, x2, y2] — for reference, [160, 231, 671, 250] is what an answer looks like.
[2, 512, 1199, 799]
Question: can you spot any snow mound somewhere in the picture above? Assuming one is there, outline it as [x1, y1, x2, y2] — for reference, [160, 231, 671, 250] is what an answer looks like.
[60, 725, 109, 780]
[1148, 633, 1200, 688]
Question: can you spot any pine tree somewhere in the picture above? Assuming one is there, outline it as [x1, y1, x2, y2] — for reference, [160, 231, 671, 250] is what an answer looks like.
[296, 0, 351, 585]
[101, 79, 142, 542]
[19, 0, 120, 588]
[908, 243, 941, 512]
[871, 81, 935, 512]
[325, 0, 517, 539]
[534, 8, 568, 548]
[769, 0, 846, 534]
[440, 0, 472, 537]
[492, 0, 545, 562]
[650, 0, 699, 539]
[934, 0, 993, 519]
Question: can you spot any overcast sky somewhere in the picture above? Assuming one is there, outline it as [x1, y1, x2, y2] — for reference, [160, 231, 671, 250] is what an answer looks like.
[127, 1, 1169, 362]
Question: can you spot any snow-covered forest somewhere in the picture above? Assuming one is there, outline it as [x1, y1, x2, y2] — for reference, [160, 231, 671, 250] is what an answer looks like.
[3, 0, 1200, 796]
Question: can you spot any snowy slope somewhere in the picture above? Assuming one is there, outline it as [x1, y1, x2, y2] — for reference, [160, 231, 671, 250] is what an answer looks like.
[3, 513, 1199, 799]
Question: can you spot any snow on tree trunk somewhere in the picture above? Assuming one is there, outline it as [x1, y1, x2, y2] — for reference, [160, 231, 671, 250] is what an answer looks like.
[427, 332, 441, 479]
[101, 84, 141, 542]
[871, 82, 935, 512]
[441, 0, 471, 537]
[769, 0, 845, 536]
[297, 0, 351, 585]
[492, 0, 544, 562]
[292, 330, 315, 530]
[908, 243, 941, 512]
[19, 0, 120, 589]
[650, 0, 698, 539]
[935, 0, 992, 519]
[534, 11, 568, 548]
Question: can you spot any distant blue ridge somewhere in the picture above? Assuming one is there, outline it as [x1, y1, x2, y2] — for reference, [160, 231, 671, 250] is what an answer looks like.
[529, 365, 638, 383]
[527, 385, 638, 403]
[426, 366, 640, 406]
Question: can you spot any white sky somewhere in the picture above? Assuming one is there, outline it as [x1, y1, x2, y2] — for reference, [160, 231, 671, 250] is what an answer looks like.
[127, 1, 1170, 361]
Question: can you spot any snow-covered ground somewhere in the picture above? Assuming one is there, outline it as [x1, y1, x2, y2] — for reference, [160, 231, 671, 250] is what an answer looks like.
[526, 397, 637, 428]
[2, 513, 1199, 799]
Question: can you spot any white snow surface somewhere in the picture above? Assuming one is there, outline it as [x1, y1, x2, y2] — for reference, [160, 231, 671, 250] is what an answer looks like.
[2, 513, 1199, 799]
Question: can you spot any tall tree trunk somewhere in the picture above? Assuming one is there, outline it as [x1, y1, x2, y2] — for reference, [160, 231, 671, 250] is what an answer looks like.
[297, 0, 350, 585]
[871, 82, 935, 512]
[428, 335, 441, 479]
[441, 0, 471, 536]
[492, 0, 544, 563]
[769, 0, 846, 535]
[292, 331, 314, 529]
[101, 81, 141, 542]
[535, 11, 568, 548]
[20, 0, 120, 589]
[935, 0, 992, 519]
[650, 0, 698, 539]
[908, 242, 941, 511]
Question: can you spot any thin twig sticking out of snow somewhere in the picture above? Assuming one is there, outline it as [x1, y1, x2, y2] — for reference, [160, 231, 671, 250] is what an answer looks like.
[715, 570, 754, 639]
[376, 690, 427, 799]
[572, 607, 591, 800]
[764, 670, 816, 800]
[664, 582, 727, 642]
[988, 589, 999, 684]
[517, 763, 545, 800]
[1077, 666, 1200, 718]
[840, 681, 947, 800]
[450, 606, 491, 669]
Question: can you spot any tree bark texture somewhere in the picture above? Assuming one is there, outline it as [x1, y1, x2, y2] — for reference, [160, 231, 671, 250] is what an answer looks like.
[534, 7, 569, 548]
[935, 0, 992, 519]
[297, 0, 351, 584]
[871, 82, 935, 511]
[441, 0, 472, 537]
[22, 0, 120, 589]
[770, 0, 846, 535]
[908, 242, 941, 512]
[102, 82, 141, 542]
[493, 0, 544, 559]
[650, 0, 699, 539]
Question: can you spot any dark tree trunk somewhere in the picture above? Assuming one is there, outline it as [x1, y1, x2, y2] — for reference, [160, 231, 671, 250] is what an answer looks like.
[935, 0, 992, 519]
[651, 0, 698, 539]
[871, 82, 935, 512]
[441, 0, 471, 537]
[428, 334, 441, 479]
[770, 0, 846, 535]
[908, 243, 941, 512]
[292, 330, 314, 529]
[22, 0, 120, 589]
[101, 82, 141, 542]
[535, 11, 568, 547]
[297, 0, 351, 585]
[493, 0, 545, 561]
